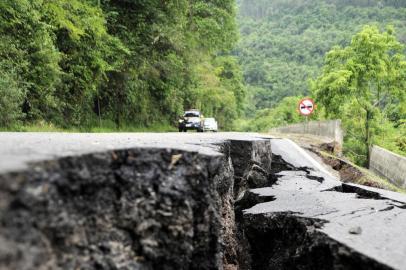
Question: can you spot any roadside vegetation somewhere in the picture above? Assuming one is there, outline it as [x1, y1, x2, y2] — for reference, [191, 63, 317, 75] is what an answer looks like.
[0, 0, 245, 131]
[236, 0, 406, 166]
[312, 25, 405, 165]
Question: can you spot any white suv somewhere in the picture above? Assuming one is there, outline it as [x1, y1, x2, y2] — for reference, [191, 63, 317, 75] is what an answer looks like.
[203, 118, 218, 132]
[178, 110, 204, 132]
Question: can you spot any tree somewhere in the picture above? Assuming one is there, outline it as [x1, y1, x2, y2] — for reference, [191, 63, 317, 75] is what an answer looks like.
[0, 62, 26, 127]
[312, 25, 406, 166]
[0, 0, 61, 122]
[44, 0, 126, 126]
[236, 0, 406, 113]
[0, 0, 245, 130]
[236, 96, 308, 132]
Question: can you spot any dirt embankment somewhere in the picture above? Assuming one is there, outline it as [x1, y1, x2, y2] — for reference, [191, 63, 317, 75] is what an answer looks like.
[312, 143, 403, 192]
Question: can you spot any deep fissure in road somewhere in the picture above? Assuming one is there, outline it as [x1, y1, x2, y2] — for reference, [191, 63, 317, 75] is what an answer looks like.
[231, 148, 393, 270]
[0, 139, 399, 269]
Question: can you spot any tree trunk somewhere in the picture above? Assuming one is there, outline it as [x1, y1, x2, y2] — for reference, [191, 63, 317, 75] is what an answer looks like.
[115, 100, 121, 130]
[365, 109, 372, 168]
[115, 91, 122, 130]
[97, 96, 102, 128]
[188, 0, 196, 32]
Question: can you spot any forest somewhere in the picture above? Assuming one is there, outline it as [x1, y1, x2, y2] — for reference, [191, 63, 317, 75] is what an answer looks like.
[0, 0, 245, 131]
[236, 0, 406, 165]
[236, 0, 406, 111]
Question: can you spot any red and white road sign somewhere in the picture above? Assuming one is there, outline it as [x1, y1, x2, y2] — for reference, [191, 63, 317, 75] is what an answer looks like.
[298, 98, 315, 116]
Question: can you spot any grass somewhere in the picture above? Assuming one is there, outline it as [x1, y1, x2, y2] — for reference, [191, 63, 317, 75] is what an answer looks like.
[0, 120, 177, 133]
[89, 122, 177, 133]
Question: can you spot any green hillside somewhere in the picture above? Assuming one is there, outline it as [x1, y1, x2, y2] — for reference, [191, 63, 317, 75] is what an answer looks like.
[236, 0, 406, 166]
[236, 0, 406, 111]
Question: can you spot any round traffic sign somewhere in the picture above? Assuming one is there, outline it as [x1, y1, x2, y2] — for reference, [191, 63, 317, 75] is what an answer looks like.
[298, 98, 315, 116]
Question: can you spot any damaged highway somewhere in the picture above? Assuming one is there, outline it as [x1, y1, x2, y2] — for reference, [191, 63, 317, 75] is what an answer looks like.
[0, 133, 405, 270]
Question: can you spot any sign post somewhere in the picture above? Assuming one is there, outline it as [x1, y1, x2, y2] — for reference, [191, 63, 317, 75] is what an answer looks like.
[298, 98, 315, 132]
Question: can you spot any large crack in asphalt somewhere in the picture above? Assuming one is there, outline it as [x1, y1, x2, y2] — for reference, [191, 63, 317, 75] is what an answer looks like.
[239, 213, 393, 270]
[234, 142, 406, 270]
[0, 138, 274, 270]
[1, 137, 405, 270]
[0, 149, 226, 270]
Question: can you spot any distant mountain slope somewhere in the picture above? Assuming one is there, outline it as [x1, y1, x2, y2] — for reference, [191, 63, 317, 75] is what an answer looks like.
[236, 0, 406, 111]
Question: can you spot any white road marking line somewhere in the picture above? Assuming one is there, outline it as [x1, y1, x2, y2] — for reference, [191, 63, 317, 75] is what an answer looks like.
[285, 139, 334, 177]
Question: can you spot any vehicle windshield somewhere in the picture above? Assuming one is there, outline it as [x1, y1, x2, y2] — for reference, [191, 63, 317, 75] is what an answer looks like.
[205, 118, 215, 123]
[184, 112, 200, 117]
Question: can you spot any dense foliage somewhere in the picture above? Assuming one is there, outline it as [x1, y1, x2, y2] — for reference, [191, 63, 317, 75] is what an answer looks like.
[236, 95, 307, 131]
[312, 26, 405, 165]
[236, 0, 406, 112]
[236, 1, 406, 165]
[0, 0, 245, 130]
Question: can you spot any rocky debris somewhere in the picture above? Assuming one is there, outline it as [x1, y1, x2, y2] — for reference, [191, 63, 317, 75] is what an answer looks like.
[349, 226, 362, 235]
[246, 165, 269, 189]
[224, 139, 272, 199]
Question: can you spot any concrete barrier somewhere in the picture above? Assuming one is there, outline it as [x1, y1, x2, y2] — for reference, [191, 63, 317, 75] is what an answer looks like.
[271, 120, 343, 153]
[370, 145, 406, 188]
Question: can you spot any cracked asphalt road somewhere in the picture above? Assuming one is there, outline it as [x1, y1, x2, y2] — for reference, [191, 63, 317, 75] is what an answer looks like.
[0, 132, 269, 173]
[244, 138, 406, 270]
[1, 132, 406, 269]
